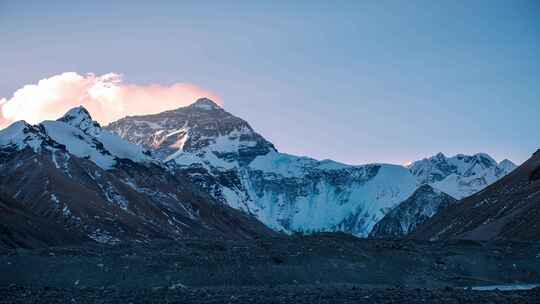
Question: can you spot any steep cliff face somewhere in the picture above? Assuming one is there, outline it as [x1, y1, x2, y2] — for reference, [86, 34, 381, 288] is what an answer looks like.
[369, 185, 457, 239]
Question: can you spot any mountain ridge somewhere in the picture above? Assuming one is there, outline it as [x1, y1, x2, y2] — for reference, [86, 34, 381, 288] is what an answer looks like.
[410, 149, 540, 241]
[105, 98, 516, 237]
[0, 99, 519, 242]
[0, 106, 275, 248]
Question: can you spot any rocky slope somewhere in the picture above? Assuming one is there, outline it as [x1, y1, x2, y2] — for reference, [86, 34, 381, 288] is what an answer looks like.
[0, 107, 274, 248]
[0, 191, 85, 249]
[410, 149, 540, 241]
[369, 185, 457, 239]
[107, 98, 515, 237]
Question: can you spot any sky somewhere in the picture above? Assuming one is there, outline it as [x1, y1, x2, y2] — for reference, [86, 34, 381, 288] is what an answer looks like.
[0, 0, 539, 165]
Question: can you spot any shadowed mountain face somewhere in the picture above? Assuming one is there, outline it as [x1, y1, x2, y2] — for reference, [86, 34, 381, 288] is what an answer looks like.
[0, 107, 275, 249]
[0, 191, 86, 249]
[369, 185, 457, 239]
[410, 150, 540, 241]
[106, 98, 515, 237]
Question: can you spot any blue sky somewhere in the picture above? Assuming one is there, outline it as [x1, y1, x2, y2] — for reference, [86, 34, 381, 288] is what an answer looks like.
[1, 0, 539, 164]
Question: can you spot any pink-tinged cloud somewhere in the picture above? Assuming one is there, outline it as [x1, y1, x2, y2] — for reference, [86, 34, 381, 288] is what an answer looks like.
[0, 72, 221, 128]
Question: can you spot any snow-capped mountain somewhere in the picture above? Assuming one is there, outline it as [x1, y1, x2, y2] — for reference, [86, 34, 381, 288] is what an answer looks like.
[0, 107, 153, 170]
[108, 98, 421, 236]
[411, 149, 540, 241]
[107, 98, 520, 237]
[0, 99, 520, 244]
[407, 152, 516, 199]
[107, 98, 275, 167]
[107, 98, 518, 237]
[0, 107, 273, 247]
[369, 185, 457, 239]
[370, 152, 516, 239]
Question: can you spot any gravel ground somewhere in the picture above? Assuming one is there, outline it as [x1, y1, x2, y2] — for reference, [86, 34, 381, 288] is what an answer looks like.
[2, 234, 540, 303]
[1, 284, 540, 304]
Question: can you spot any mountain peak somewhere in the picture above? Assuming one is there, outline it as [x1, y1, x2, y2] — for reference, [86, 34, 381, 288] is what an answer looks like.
[189, 98, 221, 110]
[0, 120, 48, 151]
[434, 152, 446, 159]
[58, 106, 101, 135]
[0, 120, 32, 143]
[427, 152, 447, 163]
[474, 152, 496, 161]
[499, 158, 517, 172]
[60, 106, 93, 122]
[499, 158, 515, 165]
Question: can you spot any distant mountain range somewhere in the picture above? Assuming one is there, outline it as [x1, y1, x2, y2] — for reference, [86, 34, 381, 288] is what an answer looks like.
[407, 152, 516, 199]
[411, 149, 540, 241]
[0, 98, 526, 247]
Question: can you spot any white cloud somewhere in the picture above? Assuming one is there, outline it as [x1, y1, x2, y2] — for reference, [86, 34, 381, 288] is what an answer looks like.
[0, 72, 221, 128]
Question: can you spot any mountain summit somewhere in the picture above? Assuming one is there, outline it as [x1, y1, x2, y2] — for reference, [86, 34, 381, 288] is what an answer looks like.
[189, 97, 221, 110]
[57, 106, 101, 136]
[107, 98, 275, 165]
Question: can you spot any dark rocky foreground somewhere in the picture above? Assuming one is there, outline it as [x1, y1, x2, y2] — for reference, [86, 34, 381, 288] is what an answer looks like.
[1, 234, 540, 303]
[2, 284, 540, 304]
